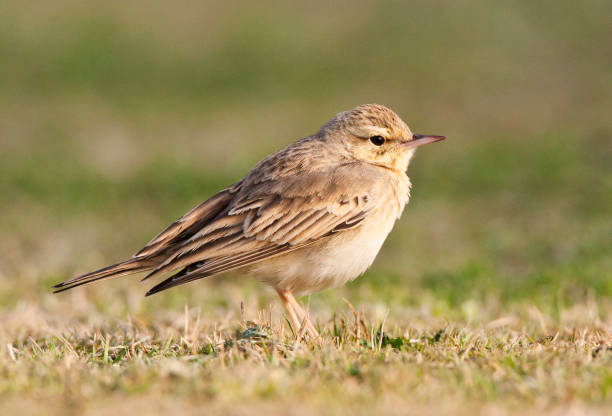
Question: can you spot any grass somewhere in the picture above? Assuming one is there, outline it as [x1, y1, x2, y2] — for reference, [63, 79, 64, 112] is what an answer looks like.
[1, 297, 610, 415]
[0, 1, 611, 414]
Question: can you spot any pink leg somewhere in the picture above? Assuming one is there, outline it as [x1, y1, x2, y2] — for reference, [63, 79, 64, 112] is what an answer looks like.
[276, 289, 319, 339]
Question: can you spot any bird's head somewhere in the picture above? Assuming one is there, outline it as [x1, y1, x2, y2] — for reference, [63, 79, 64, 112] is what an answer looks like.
[320, 103, 445, 171]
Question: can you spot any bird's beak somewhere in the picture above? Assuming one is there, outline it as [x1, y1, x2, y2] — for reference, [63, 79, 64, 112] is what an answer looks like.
[403, 134, 446, 150]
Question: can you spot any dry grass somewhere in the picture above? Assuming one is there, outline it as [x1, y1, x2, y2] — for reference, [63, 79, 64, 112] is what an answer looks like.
[1, 286, 610, 415]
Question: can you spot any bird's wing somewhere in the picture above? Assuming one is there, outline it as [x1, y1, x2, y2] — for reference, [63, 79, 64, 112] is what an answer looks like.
[144, 161, 388, 295]
[133, 184, 240, 258]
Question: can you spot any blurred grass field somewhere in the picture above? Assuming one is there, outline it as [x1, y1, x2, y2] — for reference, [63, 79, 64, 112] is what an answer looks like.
[0, 1, 611, 415]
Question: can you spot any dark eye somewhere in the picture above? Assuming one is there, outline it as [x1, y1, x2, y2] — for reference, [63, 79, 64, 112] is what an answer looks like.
[369, 135, 385, 146]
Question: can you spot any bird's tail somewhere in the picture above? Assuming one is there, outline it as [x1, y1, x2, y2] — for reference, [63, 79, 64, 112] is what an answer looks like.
[52, 258, 154, 293]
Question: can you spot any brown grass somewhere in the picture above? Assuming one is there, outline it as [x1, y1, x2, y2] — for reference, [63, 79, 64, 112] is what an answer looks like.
[1, 285, 610, 416]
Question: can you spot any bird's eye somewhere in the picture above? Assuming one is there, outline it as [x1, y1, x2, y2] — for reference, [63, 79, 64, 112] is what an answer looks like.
[369, 135, 385, 146]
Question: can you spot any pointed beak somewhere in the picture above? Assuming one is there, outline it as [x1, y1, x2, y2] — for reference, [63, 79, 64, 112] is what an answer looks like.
[403, 134, 446, 150]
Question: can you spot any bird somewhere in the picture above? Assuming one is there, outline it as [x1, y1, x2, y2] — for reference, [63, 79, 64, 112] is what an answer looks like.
[53, 104, 445, 338]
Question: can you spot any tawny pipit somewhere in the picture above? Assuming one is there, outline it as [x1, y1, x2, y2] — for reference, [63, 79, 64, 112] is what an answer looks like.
[54, 104, 445, 338]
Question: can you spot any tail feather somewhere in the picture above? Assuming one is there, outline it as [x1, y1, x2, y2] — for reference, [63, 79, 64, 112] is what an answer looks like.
[53, 258, 154, 293]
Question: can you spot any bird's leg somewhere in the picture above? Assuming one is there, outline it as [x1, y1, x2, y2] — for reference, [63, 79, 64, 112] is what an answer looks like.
[283, 291, 319, 339]
[276, 289, 302, 337]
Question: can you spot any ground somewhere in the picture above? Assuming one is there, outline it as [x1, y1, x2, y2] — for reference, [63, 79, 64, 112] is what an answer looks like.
[1, 287, 610, 415]
[0, 1, 611, 415]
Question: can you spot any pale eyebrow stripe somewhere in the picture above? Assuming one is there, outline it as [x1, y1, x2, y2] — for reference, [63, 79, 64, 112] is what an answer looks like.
[348, 125, 389, 138]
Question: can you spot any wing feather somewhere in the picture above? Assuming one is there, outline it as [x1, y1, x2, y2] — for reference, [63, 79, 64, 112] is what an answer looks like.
[146, 244, 302, 296]
[142, 157, 392, 294]
[134, 187, 237, 258]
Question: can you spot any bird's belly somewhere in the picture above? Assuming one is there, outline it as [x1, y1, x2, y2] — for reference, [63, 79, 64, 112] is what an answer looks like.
[248, 216, 397, 294]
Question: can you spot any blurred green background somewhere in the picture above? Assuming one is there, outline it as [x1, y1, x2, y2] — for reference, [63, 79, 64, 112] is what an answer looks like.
[0, 0, 610, 318]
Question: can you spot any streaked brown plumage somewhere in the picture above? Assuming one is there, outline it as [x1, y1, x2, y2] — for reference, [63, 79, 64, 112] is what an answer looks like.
[54, 104, 445, 338]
